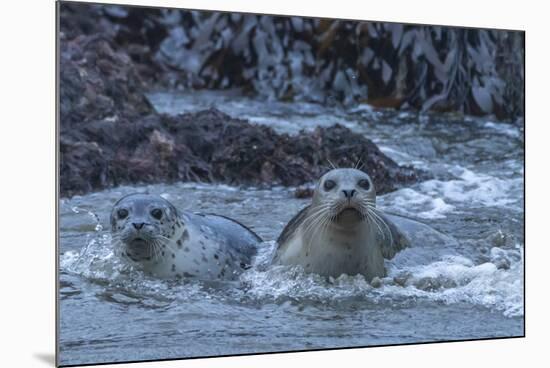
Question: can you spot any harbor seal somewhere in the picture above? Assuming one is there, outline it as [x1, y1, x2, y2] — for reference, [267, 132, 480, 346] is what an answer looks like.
[110, 193, 261, 280]
[273, 168, 410, 281]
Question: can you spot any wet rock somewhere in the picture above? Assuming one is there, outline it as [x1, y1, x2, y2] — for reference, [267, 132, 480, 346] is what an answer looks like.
[61, 108, 427, 197]
[440, 277, 458, 289]
[393, 271, 412, 287]
[150, 130, 176, 160]
[59, 35, 153, 128]
[294, 186, 315, 199]
[370, 276, 383, 288]
[486, 229, 516, 249]
[414, 276, 457, 291]
[60, 139, 109, 195]
[489, 246, 515, 270]
[414, 277, 441, 291]
[493, 257, 511, 270]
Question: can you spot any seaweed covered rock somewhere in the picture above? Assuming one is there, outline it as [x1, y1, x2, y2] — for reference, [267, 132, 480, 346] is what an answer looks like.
[59, 2, 524, 121]
[60, 108, 425, 197]
[59, 34, 153, 127]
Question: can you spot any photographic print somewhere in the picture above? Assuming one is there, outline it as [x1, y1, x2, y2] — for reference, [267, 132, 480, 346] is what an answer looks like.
[57, 1, 525, 366]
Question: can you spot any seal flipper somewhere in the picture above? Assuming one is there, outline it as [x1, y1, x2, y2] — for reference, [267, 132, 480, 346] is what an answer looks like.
[276, 205, 311, 247]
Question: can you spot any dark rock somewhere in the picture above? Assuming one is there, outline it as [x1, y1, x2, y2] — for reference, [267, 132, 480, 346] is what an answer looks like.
[370, 276, 383, 288]
[294, 186, 315, 199]
[414, 276, 457, 291]
[493, 257, 511, 270]
[414, 277, 442, 292]
[60, 138, 109, 195]
[485, 229, 517, 249]
[60, 108, 427, 197]
[393, 271, 412, 287]
[59, 35, 153, 127]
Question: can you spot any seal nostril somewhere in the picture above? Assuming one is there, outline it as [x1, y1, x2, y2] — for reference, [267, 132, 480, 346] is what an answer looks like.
[342, 189, 356, 198]
[132, 222, 145, 230]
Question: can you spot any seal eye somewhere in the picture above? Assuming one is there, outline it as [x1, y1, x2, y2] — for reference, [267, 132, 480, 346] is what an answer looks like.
[323, 179, 336, 191]
[150, 208, 163, 220]
[117, 208, 128, 219]
[358, 179, 371, 190]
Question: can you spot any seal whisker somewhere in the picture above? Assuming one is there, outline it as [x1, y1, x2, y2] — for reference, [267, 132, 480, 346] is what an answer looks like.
[303, 204, 331, 221]
[305, 204, 331, 220]
[306, 215, 329, 253]
[302, 210, 327, 241]
[364, 204, 393, 244]
[149, 241, 157, 260]
[148, 241, 155, 260]
[156, 235, 178, 253]
[308, 204, 330, 223]
[151, 240, 160, 261]
[302, 206, 331, 253]
[154, 241, 164, 260]
[327, 159, 338, 169]
[152, 241, 158, 260]
[365, 210, 385, 238]
[319, 214, 332, 238]
[354, 157, 363, 170]
[363, 203, 384, 232]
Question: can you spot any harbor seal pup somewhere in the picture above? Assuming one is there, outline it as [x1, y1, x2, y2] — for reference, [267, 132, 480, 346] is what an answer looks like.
[110, 193, 261, 280]
[273, 168, 409, 281]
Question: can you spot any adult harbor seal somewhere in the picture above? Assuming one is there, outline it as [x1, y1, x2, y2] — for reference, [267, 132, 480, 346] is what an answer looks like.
[110, 193, 262, 280]
[273, 168, 410, 281]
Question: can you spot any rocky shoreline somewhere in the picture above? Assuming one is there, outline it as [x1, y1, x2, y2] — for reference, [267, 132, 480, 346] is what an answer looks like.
[61, 106, 428, 197]
[59, 3, 524, 120]
[59, 3, 428, 198]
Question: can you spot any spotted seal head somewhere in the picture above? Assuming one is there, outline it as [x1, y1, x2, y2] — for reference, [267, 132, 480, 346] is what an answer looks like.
[274, 168, 409, 281]
[111, 193, 261, 280]
[111, 193, 181, 263]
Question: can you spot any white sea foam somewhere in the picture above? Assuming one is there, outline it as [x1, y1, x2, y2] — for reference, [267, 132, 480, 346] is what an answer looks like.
[384, 188, 455, 219]
[348, 103, 374, 113]
[484, 121, 521, 138]
[246, 114, 356, 135]
[385, 244, 524, 317]
[376, 145, 420, 167]
[241, 242, 524, 317]
[381, 165, 523, 219]
[422, 167, 522, 208]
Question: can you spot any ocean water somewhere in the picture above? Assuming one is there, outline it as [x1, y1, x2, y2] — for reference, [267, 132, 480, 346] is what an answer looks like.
[58, 92, 524, 366]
